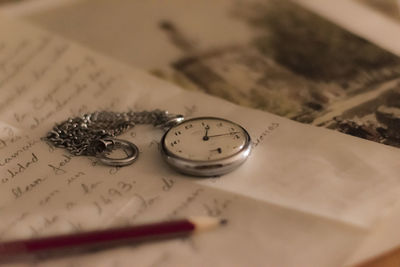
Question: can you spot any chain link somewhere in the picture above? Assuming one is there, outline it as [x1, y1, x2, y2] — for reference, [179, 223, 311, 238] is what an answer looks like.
[44, 110, 181, 156]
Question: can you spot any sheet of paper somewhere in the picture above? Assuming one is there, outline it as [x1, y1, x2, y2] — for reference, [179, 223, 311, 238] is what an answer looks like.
[1, 17, 400, 267]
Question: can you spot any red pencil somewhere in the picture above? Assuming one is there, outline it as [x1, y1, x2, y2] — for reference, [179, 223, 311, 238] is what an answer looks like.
[0, 217, 226, 261]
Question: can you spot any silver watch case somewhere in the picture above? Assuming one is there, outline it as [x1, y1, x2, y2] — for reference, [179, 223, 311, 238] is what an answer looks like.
[160, 117, 252, 177]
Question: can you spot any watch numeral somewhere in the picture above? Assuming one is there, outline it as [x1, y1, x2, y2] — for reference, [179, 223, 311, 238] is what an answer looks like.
[174, 131, 182, 136]
[184, 124, 193, 130]
[170, 140, 180, 147]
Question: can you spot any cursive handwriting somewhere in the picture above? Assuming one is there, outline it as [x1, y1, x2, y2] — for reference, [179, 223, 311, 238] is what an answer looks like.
[130, 194, 160, 222]
[0, 139, 39, 167]
[30, 83, 87, 130]
[31, 61, 83, 111]
[1, 152, 39, 184]
[39, 189, 60, 206]
[161, 177, 175, 191]
[66, 171, 86, 185]
[29, 215, 58, 237]
[81, 181, 102, 194]
[48, 154, 73, 175]
[253, 122, 280, 147]
[203, 198, 232, 217]
[0, 127, 24, 150]
[92, 180, 136, 215]
[167, 188, 204, 218]
[11, 176, 47, 199]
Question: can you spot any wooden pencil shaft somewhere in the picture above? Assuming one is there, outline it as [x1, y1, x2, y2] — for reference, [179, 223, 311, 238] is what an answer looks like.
[0, 219, 195, 257]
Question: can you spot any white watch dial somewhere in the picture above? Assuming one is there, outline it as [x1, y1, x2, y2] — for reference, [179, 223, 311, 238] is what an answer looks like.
[163, 117, 248, 161]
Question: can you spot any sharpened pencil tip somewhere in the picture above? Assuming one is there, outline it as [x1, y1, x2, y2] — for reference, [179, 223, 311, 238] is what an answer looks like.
[189, 216, 227, 232]
[219, 219, 228, 225]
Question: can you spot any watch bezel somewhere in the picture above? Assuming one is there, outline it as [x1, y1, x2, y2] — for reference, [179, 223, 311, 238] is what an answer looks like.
[160, 117, 252, 177]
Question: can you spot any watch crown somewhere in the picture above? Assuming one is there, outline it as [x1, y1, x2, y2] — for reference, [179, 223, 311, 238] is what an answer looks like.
[156, 115, 185, 130]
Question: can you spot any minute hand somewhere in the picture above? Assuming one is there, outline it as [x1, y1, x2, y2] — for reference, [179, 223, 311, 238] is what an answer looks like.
[207, 132, 240, 138]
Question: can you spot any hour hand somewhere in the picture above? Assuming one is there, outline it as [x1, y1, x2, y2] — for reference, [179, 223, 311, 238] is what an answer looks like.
[203, 125, 210, 141]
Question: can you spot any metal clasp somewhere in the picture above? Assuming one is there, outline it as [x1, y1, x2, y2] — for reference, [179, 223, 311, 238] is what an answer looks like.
[155, 114, 185, 130]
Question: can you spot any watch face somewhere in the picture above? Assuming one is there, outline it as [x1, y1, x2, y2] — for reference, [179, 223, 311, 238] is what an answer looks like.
[162, 117, 250, 161]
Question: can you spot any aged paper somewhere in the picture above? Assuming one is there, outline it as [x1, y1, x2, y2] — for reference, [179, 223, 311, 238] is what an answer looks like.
[1, 17, 400, 267]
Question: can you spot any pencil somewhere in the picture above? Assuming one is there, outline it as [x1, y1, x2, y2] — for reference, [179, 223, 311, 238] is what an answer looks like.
[0, 217, 227, 261]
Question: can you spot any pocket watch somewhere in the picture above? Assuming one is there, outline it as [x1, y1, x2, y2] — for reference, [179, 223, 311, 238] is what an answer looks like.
[45, 111, 252, 177]
[161, 117, 252, 176]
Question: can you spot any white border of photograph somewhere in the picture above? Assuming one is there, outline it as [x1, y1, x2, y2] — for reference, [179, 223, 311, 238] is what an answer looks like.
[296, 0, 400, 57]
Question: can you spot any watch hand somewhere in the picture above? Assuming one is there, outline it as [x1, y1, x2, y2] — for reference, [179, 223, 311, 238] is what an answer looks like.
[210, 148, 222, 154]
[207, 132, 240, 138]
[203, 125, 210, 141]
